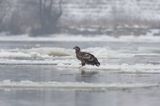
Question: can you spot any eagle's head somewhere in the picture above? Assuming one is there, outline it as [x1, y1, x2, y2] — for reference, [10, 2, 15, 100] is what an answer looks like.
[73, 46, 80, 52]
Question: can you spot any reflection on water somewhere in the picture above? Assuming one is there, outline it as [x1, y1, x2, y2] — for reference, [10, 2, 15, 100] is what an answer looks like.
[0, 65, 160, 84]
[0, 87, 160, 106]
[76, 69, 98, 83]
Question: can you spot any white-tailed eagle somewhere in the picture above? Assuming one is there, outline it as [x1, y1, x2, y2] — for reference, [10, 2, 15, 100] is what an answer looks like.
[73, 46, 100, 67]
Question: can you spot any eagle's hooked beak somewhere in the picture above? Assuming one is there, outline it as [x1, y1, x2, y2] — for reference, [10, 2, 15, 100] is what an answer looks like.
[73, 46, 80, 51]
[73, 46, 77, 49]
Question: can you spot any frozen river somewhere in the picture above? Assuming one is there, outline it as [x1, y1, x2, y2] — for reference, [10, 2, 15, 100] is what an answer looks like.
[0, 34, 160, 106]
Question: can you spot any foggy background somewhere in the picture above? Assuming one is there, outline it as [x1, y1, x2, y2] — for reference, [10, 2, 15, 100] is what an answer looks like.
[0, 1, 160, 106]
[0, 0, 160, 36]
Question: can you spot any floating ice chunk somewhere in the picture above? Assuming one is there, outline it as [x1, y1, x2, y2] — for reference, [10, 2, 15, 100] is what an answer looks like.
[28, 47, 74, 57]
[0, 80, 159, 91]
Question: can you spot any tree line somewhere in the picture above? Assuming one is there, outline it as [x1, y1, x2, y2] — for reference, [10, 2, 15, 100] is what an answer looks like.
[0, 0, 62, 36]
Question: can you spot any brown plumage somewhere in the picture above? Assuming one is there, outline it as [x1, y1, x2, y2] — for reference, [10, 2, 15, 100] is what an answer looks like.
[73, 46, 100, 67]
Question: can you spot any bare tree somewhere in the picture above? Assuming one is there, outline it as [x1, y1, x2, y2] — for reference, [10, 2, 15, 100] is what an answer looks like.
[0, 0, 22, 34]
[31, 0, 62, 36]
[0, 0, 5, 31]
[0, 0, 63, 35]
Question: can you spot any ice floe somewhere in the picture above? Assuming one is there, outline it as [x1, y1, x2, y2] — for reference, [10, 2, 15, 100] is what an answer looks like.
[0, 80, 159, 91]
[1, 32, 160, 42]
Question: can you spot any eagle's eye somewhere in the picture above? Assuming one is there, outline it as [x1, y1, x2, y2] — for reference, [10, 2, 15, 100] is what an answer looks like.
[73, 46, 80, 51]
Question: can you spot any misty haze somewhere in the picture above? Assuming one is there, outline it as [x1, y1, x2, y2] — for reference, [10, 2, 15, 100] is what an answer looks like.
[0, 0, 160, 106]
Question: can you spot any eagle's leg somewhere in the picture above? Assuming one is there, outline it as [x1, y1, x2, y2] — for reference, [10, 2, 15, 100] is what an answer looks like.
[81, 60, 85, 66]
[82, 63, 85, 66]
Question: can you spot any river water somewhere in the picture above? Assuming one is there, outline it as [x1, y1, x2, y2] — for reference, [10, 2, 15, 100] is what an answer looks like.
[0, 35, 160, 106]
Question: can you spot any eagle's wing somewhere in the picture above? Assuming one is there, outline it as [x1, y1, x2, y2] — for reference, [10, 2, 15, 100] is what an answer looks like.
[80, 52, 95, 61]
